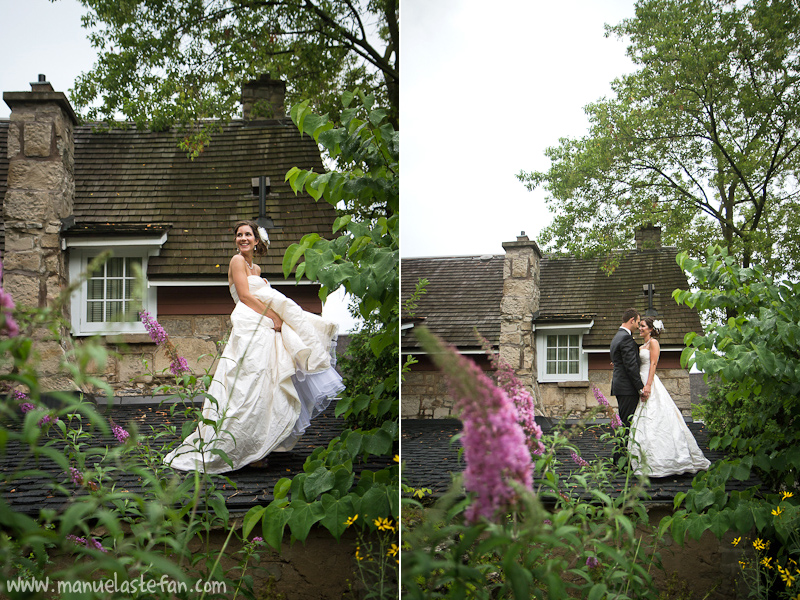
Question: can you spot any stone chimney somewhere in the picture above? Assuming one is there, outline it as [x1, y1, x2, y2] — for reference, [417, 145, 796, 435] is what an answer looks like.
[500, 232, 542, 401]
[241, 74, 286, 121]
[635, 225, 662, 251]
[3, 74, 77, 390]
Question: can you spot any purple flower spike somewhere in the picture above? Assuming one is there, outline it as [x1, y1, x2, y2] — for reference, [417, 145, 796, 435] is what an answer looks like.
[571, 451, 590, 468]
[19, 402, 35, 414]
[586, 556, 600, 569]
[611, 413, 623, 429]
[38, 414, 59, 427]
[593, 386, 610, 407]
[69, 467, 84, 485]
[112, 425, 130, 444]
[140, 311, 168, 345]
[438, 345, 533, 524]
[169, 356, 190, 376]
[13, 390, 29, 401]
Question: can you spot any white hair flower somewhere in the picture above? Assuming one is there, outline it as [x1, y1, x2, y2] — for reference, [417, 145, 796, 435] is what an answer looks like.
[652, 319, 665, 332]
[257, 226, 270, 247]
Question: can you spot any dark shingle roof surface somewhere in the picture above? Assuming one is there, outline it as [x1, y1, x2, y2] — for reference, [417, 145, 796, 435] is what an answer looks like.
[402, 418, 761, 503]
[401, 255, 504, 351]
[1, 402, 391, 515]
[400, 248, 702, 351]
[70, 120, 337, 279]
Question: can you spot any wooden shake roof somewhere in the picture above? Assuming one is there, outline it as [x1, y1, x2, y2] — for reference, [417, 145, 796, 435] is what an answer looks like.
[70, 119, 336, 279]
[401, 245, 703, 352]
[401, 255, 504, 352]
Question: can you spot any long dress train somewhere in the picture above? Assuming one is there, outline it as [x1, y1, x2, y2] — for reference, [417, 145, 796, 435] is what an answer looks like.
[628, 345, 710, 477]
[163, 276, 344, 473]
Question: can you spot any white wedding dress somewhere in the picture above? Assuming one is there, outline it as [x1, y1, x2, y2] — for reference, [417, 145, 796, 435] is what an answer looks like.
[164, 276, 345, 473]
[629, 344, 710, 477]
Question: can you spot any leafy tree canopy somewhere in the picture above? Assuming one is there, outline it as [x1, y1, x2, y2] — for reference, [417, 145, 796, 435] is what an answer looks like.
[70, 0, 398, 133]
[519, 0, 800, 278]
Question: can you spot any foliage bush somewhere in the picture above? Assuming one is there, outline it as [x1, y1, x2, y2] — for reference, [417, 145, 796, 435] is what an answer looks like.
[661, 246, 800, 599]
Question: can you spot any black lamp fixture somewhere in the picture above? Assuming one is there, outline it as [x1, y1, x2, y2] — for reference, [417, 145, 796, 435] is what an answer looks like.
[643, 284, 659, 316]
[251, 176, 275, 232]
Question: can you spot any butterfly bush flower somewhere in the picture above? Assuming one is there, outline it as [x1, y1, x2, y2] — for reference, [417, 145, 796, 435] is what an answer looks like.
[424, 331, 533, 524]
[66, 535, 107, 553]
[140, 311, 191, 376]
[169, 356, 190, 376]
[571, 451, 590, 468]
[611, 413, 623, 429]
[594, 385, 623, 429]
[112, 424, 130, 444]
[481, 336, 545, 456]
[0, 258, 19, 337]
[69, 467, 84, 485]
[39, 414, 59, 427]
[19, 402, 35, 414]
[140, 310, 168, 344]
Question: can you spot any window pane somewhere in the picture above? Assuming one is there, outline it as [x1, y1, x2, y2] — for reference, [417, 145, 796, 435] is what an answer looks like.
[569, 362, 579, 374]
[107, 279, 123, 300]
[569, 347, 579, 361]
[107, 301, 123, 321]
[87, 301, 104, 323]
[88, 279, 104, 300]
[558, 335, 568, 346]
[125, 257, 140, 275]
[558, 347, 567, 361]
[107, 258, 124, 277]
[558, 361, 567, 374]
[569, 335, 579, 346]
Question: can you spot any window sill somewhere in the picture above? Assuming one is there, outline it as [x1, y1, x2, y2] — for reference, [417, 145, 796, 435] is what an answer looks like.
[556, 380, 590, 388]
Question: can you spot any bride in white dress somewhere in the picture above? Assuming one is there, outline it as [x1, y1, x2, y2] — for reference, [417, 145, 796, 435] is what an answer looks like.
[628, 317, 710, 477]
[164, 221, 344, 473]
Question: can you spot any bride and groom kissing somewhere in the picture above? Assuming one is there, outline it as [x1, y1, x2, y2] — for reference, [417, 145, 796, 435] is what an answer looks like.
[610, 308, 710, 477]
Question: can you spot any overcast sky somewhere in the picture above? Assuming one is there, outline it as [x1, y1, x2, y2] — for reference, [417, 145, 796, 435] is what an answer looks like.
[401, 0, 637, 257]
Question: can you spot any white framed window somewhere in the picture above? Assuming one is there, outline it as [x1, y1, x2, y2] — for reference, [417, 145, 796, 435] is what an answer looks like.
[535, 321, 593, 382]
[66, 236, 165, 336]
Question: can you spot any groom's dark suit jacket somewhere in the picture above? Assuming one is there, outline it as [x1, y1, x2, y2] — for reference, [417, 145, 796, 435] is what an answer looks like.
[610, 327, 645, 396]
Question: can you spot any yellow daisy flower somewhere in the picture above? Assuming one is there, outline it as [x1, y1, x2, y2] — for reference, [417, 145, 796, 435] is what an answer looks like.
[344, 514, 359, 527]
[393, 454, 400, 462]
[772, 506, 784, 517]
[761, 556, 773, 569]
[387, 543, 399, 558]
[732, 537, 741, 547]
[753, 538, 766, 551]
[782, 491, 794, 500]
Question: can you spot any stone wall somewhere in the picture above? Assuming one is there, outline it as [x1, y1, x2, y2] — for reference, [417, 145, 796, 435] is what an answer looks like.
[401, 370, 452, 419]
[82, 315, 229, 396]
[402, 366, 695, 420]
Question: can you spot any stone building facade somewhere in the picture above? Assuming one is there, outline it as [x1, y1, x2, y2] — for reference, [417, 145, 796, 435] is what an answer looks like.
[401, 230, 703, 420]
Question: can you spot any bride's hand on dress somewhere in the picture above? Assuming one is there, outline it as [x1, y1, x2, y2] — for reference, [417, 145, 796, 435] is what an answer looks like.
[266, 309, 283, 332]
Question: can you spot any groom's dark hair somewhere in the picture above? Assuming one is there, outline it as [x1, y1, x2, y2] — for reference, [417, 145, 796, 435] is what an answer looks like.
[621, 308, 640, 323]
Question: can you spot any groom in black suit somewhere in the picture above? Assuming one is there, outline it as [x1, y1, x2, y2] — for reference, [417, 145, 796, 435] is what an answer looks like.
[610, 308, 648, 464]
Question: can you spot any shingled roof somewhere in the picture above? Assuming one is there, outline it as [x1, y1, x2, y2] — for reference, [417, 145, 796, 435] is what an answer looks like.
[540, 247, 703, 348]
[400, 244, 703, 352]
[401, 255, 504, 352]
[67, 119, 336, 280]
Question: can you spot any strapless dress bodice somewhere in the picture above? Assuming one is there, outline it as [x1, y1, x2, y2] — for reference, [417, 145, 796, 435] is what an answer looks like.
[229, 275, 270, 303]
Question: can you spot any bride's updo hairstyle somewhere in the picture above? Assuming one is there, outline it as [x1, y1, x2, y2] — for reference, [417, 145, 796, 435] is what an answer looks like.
[642, 316, 663, 339]
[233, 220, 267, 256]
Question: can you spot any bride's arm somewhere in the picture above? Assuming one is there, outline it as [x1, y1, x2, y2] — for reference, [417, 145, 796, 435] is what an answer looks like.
[646, 339, 661, 388]
[229, 256, 283, 330]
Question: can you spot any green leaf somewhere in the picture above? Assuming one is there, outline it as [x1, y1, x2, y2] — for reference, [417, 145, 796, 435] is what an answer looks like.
[243, 506, 267, 539]
[287, 499, 326, 541]
[304, 466, 336, 499]
[261, 503, 293, 551]
[318, 494, 357, 541]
